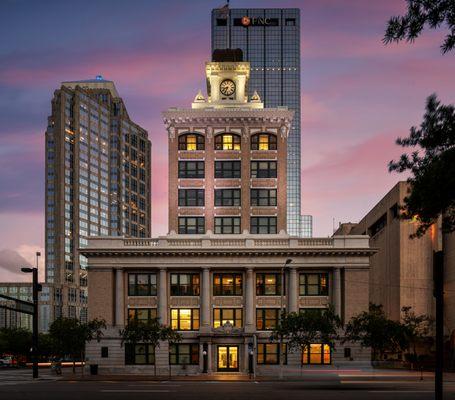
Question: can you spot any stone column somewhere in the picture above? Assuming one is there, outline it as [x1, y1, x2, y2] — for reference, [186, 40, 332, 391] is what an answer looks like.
[288, 267, 298, 313]
[333, 268, 342, 318]
[245, 268, 255, 333]
[201, 268, 211, 332]
[115, 268, 124, 326]
[159, 268, 168, 325]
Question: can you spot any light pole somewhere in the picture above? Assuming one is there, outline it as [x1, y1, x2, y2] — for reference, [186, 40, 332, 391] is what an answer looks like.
[279, 258, 292, 380]
[21, 251, 40, 379]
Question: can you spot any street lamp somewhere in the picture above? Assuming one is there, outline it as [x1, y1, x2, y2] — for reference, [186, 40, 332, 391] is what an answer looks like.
[21, 251, 40, 379]
[279, 258, 292, 380]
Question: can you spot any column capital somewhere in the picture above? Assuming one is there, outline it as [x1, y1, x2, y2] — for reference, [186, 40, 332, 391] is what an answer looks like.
[202, 267, 210, 272]
[159, 267, 167, 272]
[246, 267, 254, 273]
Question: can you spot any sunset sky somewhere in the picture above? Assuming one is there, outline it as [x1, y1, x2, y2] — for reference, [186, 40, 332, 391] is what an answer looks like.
[1, 0, 454, 281]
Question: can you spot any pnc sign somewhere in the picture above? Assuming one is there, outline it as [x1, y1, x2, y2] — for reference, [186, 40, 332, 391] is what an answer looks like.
[235, 17, 279, 27]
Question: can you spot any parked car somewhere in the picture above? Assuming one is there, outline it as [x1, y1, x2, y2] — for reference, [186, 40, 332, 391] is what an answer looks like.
[0, 356, 14, 368]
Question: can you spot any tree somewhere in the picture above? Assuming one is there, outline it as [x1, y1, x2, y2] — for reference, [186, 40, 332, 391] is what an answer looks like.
[48, 317, 106, 374]
[270, 306, 342, 364]
[119, 318, 181, 376]
[401, 306, 434, 366]
[344, 304, 408, 361]
[384, 0, 455, 54]
[0, 328, 32, 363]
[388, 94, 455, 237]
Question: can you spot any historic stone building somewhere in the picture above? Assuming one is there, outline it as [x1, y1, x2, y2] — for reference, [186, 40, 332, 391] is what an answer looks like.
[84, 50, 373, 375]
[84, 234, 372, 374]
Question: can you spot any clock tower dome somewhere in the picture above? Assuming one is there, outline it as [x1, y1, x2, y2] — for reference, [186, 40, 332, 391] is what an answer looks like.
[192, 49, 263, 109]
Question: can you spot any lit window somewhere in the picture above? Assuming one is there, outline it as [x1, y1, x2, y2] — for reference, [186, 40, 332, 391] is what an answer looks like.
[213, 308, 242, 328]
[251, 133, 277, 150]
[299, 273, 329, 296]
[178, 134, 205, 151]
[302, 344, 331, 365]
[171, 309, 199, 330]
[215, 134, 241, 150]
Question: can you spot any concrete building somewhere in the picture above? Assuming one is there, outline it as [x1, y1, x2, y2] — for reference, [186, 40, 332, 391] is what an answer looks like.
[335, 181, 438, 321]
[83, 234, 372, 374]
[336, 181, 455, 340]
[83, 52, 373, 375]
[45, 77, 151, 323]
[211, 8, 312, 237]
[0, 282, 54, 332]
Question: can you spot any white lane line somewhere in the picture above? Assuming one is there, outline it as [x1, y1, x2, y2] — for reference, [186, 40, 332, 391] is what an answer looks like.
[368, 391, 433, 393]
[128, 384, 181, 387]
[101, 389, 172, 393]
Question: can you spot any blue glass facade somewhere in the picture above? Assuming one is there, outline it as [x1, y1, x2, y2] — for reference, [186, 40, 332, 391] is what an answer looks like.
[211, 8, 311, 236]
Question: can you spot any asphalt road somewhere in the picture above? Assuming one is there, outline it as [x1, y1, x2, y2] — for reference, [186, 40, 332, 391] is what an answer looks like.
[2, 370, 455, 400]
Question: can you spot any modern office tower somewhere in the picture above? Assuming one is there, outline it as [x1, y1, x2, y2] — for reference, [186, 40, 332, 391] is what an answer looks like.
[211, 8, 312, 237]
[165, 49, 293, 235]
[45, 76, 151, 321]
[0, 282, 54, 332]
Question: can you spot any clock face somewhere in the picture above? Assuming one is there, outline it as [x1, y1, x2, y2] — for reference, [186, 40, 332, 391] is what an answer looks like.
[220, 79, 236, 96]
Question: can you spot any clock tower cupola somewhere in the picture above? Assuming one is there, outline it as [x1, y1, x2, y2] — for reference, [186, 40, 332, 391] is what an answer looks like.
[192, 48, 263, 109]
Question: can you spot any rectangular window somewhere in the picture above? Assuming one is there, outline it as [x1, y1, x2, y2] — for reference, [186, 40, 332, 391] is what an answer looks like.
[213, 308, 242, 328]
[178, 189, 204, 207]
[299, 308, 327, 317]
[256, 308, 279, 330]
[128, 273, 157, 296]
[302, 344, 331, 365]
[214, 217, 241, 234]
[127, 308, 158, 324]
[125, 343, 155, 365]
[178, 161, 204, 178]
[256, 273, 282, 296]
[250, 189, 277, 206]
[171, 309, 200, 331]
[170, 273, 200, 296]
[257, 343, 287, 365]
[251, 161, 277, 178]
[299, 273, 329, 296]
[178, 217, 205, 234]
[213, 273, 242, 296]
[215, 188, 241, 206]
[169, 344, 199, 365]
[101, 347, 109, 358]
[251, 217, 277, 234]
[215, 161, 241, 178]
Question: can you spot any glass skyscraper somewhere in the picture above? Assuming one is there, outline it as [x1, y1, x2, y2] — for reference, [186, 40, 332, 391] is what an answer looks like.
[45, 77, 151, 324]
[211, 8, 312, 237]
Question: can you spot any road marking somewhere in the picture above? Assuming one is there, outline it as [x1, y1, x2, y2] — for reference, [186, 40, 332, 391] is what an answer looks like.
[368, 390, 434, 393]
[101, 389, 172, 393]
[128, 384, 181, 387]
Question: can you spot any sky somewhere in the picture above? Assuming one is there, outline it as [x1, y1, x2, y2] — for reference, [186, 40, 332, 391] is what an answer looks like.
[0, 0, 454, 281]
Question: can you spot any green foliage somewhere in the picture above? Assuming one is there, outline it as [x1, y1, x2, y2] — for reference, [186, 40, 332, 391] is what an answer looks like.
[401, 306, 434, 358]
[384, 0, 455, 53]
[270, 306, 342, 352]
[119, 318, 182, 348]
[344, 304, 408, 360]
[0, 327, 32, 357]
[48, 317, 106, 359]
[389, 94, 455, 237]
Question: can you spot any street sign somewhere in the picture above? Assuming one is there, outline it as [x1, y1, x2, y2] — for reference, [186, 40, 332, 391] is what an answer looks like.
[0, 293, 34, 315]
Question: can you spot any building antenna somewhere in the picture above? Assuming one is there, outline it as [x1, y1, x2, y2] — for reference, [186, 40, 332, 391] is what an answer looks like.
[227, 0, 231, 49]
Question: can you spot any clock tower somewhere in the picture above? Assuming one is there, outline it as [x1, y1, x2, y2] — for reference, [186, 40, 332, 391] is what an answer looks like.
[164, 48, 293, 235]
[192, 49, 263, 109]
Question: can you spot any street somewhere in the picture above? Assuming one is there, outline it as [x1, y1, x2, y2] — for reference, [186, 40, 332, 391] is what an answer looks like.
[1, 370, 455, 400]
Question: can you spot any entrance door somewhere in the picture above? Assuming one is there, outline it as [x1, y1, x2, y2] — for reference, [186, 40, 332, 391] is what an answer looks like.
[217, 345, 239, 371]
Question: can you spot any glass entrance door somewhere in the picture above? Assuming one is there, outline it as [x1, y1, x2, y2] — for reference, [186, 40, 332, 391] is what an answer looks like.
[217, 346, 239, 371]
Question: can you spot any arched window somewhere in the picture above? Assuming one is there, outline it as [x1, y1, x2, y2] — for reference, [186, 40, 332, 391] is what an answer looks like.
[215, 133, 241, 151]
[178, 133, 205, 151]
[251, 133, 277, 150]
